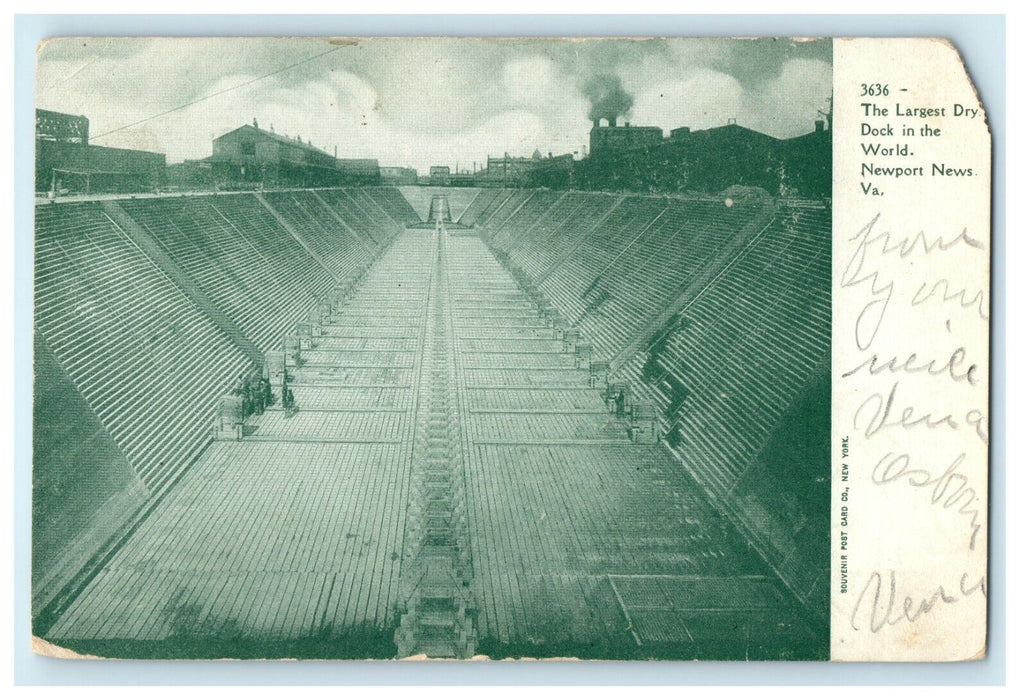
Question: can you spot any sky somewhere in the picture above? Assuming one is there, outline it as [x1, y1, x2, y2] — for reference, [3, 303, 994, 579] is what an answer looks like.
[36, 37, 833, 173]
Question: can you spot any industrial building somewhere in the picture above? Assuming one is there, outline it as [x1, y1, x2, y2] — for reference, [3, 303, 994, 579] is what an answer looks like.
[210, 121, 380, 189]
[35, 109, 166, 195]
[380, 166, 419, 186]
[428, 165, 452, 185]
[588, 117, 664, 155]
[475, 152, 541, 187]
[578, 118, 831, 196]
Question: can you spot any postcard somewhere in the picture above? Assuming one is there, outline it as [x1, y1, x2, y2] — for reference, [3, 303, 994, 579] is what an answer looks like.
[30, 36, 989, 662]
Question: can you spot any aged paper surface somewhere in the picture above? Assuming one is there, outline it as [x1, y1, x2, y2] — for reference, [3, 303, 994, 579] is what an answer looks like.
[832, 38, 989, 662]
[30, 36, 988, 661]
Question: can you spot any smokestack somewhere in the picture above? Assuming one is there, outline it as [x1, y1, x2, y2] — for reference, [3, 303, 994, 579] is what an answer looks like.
[583, 74, 634, 129]
[593, 118, 600, 129]
[815, 119, 825, 132]
[334, 145, 338, 158]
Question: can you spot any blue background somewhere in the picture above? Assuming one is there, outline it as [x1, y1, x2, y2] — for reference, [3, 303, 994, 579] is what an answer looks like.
[13, 13, 1007, 686]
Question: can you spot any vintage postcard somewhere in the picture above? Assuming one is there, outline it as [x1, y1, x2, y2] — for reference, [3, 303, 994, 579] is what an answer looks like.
[29, 36, 989, 662]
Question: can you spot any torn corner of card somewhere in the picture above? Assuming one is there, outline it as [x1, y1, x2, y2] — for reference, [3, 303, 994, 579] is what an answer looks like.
[831, 37, 991, 662]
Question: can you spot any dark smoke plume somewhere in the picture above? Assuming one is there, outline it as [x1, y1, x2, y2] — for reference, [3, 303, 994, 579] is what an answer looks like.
[582, 73, 634, 124]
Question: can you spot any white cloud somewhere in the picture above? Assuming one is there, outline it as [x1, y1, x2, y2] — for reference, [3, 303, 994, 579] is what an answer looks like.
[633, 69, 746, 134]
[744, 58, 833, 138]
[503, 56, 554, 107]
[35, 37, 832, 172]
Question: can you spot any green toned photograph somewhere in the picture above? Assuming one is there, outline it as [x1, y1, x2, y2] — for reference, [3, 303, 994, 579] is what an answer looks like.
[32, 36, 832, 660]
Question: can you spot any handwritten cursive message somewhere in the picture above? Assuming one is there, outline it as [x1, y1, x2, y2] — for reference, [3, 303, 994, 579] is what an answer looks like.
[833, 38, 990, 661]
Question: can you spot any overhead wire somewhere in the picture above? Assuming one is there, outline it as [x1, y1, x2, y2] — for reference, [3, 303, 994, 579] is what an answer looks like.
[89, 44, 344, 142]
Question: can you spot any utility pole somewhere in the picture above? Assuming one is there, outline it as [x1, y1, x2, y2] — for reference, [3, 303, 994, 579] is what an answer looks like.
[818, 96, 833, 131]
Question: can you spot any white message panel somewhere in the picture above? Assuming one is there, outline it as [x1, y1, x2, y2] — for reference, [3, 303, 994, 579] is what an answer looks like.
[832, 38, 991, 662]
